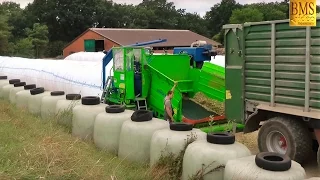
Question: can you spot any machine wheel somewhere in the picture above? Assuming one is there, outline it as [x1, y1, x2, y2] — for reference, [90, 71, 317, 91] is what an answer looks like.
[258, 116, 312, 164]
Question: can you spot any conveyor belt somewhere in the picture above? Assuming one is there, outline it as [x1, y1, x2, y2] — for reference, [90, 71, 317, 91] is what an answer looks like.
[182, 99, 217, 120]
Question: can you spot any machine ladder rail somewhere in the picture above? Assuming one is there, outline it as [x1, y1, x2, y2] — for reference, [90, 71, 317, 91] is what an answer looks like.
[101, 76, 113, 103]
[135, 97, 147, 110]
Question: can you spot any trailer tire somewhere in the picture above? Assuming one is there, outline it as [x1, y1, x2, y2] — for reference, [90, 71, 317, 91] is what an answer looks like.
[317, 147, 320, 168]
[255, 152, 291, 171]
[258, 116, 312, 164]
[105, 105, 125, 113]
[131, 110, 153, 122]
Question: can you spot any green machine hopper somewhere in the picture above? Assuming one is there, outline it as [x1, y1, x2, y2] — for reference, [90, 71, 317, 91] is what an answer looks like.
[101, 41, 244, 132]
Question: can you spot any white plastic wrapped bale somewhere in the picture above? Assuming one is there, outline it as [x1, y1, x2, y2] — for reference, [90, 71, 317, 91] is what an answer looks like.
[9, 82, 28, 104]
[15, 84, 37, 109]
[305, 178, 320, 180]
[0, 76, 9, 96]
[72, 96, 107, 140]
[223, 152, 306, 180]
[64, 52, 105, 62]
[118, 110, 168, 163]
[210, 55, 225, 68]
[0, 56, 113, 97]
[27, 87, 51, 115]
[182, 132, 251, 180]
[55, 94, 81, 127]
[150, 123, 206, 167]
[41, 91, 66, 119]
[93, 105, 134, 154]
[2, 79, 23, 100]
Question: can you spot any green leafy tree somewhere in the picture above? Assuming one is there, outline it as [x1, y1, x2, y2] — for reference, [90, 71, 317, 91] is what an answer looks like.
[229, 7, 264, 24]
[13, 38, 34, 58]
[0, 14, 12, 55]
[26, 23, 49, 58]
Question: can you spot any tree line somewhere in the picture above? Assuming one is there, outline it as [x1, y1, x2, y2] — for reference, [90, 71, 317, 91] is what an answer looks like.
[0, 0, 319, 58]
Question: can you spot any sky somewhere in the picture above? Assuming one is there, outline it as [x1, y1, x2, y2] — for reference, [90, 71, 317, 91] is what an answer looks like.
[3, 0, 320, 17]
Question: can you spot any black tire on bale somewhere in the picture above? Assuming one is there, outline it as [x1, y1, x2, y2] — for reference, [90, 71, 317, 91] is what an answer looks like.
[0, 76, 7, 80]
[207, 132, 235, 145]
[13, 82, 26, 87]
[105, 105, 125, 113]
[24, 84, 36, 90]
[66, 94, 81, 100]
[170, 122, 193, 131]
[258, 116, 312, 164]
[9, 79, 20, 84]
[131, 110, 153, 122]
[51, 91, 65, 96]
[81, 96, 100, 105]
[255, 152, 291, 171]
[30, 87, 45, 95]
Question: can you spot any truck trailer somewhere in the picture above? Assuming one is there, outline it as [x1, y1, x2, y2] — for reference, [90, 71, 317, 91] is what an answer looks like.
[223, 17, 320, 164]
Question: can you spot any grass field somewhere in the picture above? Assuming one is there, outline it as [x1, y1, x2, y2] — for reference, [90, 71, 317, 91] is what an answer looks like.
[0, 99, 171, 180]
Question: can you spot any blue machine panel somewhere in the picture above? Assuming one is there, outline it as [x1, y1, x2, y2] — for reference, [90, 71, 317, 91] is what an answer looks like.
[173, 45, 213, 62]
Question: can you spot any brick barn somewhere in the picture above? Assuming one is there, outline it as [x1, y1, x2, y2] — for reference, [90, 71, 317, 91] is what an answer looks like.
[63, 28, 221, 58]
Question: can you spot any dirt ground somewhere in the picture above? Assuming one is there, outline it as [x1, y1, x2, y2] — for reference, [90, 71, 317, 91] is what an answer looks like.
[236, 131, 320, 178]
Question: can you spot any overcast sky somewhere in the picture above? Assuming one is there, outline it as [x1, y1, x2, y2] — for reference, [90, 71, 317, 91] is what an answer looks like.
[3, 0, 320, 16]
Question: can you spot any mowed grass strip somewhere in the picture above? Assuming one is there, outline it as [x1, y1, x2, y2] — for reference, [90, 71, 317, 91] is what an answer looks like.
[0, 99, 164, 180]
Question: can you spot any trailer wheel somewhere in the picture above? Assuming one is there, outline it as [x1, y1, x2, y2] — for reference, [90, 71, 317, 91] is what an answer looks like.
[258, 116, 312, 164]
[317, 147, 320, 167]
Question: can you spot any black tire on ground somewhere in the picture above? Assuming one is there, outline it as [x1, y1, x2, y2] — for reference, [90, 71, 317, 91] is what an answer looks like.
[13, 82, 26, 87]
[170, 123, 193, 131]
[131, 110, 153, 122]
[51, 91, 65, 96]
[24, 84, 36, 90]
[30, 87, 45, 95]
[207, 132, 235, 145]
[258, 116, 313, 164]
[255, 152, 291, 171]
[105, 105, 125, 113]
[66, 94, 81, 100]
[0, 76, 7, 80]
[9, 79, 20, 84]
[81, 96, 100, 105]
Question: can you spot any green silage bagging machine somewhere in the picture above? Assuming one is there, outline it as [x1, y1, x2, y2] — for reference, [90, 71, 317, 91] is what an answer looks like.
[100, 39, 242, 132]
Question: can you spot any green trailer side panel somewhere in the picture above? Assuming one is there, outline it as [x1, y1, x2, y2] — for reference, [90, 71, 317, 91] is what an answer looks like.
[224, 26, 244, 123]
[84, 39, 95, 52]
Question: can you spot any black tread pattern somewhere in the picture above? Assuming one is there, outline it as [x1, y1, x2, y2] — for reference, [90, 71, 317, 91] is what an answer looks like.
[207, 132, 235, 144]
[105, 105, 125, 113]
[318, 147, 320, 168]
[255, 152, 291, 171]
[13, 82, 26, 87]
[24, 84, 36, 90]
[66, 94, 81, 100]
[51, 91, 65, 96]
[258, 116, 312, 164]
[0, 76, 7, 80]
[81, 96, 100, 105]
[170, 123, 193, 131]
[30, 87, 45, 95]
[9, 79, 20, 84]
[131, 110, 153, 122]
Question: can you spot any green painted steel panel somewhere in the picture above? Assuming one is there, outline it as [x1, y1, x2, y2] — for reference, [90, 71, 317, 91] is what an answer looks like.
[84, 39, 95, 52]
[224, 26, 244, 123]
[224, 17, 320, 123]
